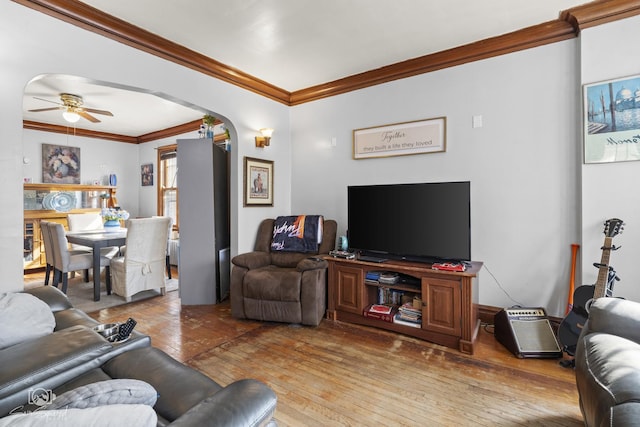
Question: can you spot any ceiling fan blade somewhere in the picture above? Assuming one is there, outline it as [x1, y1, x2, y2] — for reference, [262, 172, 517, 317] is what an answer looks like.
[33, 96, 62, 105]
[28, 107, 63, 113]
[77, 110, 101, 123]
[82, 107, 113, 116]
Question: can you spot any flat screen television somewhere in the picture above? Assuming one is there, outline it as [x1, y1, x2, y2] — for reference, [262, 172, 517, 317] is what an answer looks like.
[347, 181, 471, 263]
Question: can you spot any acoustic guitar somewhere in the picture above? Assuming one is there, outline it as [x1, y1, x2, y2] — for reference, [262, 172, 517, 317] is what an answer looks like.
[557, 218, 624, 356]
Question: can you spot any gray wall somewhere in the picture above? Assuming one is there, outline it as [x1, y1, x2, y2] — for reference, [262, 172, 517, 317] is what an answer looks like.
[4, 2, 640, 314]
[580, 14, 640, 305]
[291, 40, 581, 315]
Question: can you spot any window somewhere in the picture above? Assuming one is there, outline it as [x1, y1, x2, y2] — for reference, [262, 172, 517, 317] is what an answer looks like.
[158, 144, 178, 230]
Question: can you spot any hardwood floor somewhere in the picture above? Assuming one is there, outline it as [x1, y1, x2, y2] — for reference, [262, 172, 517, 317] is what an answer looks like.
[24, 269, 584, 426]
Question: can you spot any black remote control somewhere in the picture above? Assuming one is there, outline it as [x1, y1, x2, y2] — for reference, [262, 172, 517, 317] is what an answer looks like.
[117, 318, 137, 341]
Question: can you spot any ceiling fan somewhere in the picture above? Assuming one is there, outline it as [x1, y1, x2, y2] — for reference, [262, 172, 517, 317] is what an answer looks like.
[28, 93, 113, 123]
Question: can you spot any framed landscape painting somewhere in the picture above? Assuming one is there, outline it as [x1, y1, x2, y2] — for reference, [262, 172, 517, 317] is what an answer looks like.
[243, 156, 273, 206]
[584, 74, 640, 163]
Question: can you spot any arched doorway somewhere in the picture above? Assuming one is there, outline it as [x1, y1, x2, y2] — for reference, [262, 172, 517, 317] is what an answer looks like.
[22, 73, 236, 305]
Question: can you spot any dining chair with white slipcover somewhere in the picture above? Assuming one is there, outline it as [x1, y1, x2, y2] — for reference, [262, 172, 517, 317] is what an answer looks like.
[67, 213, 103, 250]
[67, 213, 118, 276]
[110, 217, 171, 302]
[152, 215, 174, 279]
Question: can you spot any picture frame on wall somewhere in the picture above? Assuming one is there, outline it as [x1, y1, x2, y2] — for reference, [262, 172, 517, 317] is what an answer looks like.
[584, 73, 640, 164]
[243, 156, 273, 206]
[141, 163, 153, 186]
[42, 143, 81, 184]
[353, 117, 446, 160]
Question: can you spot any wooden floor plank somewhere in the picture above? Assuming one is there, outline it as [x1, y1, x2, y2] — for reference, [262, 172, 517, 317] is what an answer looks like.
[25, 269, 583, 426]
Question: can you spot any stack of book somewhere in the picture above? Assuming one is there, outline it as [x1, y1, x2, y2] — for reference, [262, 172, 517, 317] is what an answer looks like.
[365, 271, 381, 285]
[363, 304, 397, 322]
[393, 302, 422, 328]
[378, 272, 399, 284]
[377, 287, 405, 305]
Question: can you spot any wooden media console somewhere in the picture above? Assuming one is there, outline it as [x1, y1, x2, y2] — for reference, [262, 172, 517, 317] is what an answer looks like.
[326, 257, 482, 354]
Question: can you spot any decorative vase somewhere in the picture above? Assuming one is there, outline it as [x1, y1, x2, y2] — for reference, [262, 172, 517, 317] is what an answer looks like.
[103, 219, 120, 232]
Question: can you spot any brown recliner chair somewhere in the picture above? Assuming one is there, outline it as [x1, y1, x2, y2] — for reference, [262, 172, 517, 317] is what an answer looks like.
[231, 218, 337, 326]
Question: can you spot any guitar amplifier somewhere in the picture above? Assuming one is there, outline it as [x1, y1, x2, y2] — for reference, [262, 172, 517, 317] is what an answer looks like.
[494, 307, 562, 358]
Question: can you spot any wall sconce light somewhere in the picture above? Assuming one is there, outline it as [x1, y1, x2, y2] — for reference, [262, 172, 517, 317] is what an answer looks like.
[62, 108, 80, 123]
[255, 128, 274, 148]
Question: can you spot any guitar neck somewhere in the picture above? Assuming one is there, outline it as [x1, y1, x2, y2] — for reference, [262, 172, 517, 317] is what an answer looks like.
[593, 236, 613, 299]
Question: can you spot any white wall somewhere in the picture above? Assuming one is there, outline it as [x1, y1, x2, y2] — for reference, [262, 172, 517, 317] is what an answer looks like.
[291, 40, 582, 316]
[22, 129, 140, 215]
[0, 1, 290, 292]
[580, 14, 640, 304]
[137, 131, 199, 218]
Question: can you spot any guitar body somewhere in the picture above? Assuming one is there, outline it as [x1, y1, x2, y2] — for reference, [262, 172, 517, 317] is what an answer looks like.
[557, 285, 594, 355]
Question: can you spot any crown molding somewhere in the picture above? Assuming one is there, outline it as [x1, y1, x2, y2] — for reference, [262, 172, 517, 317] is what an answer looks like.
[14, 0, 640, 108]
[137, 119, 200, 143]
[290, 19, 576, 105]
[23, 120, 138, 143]
[561, 0, 640, 32]
[24, 118, 228, 144]
[12, 0, 290, 104]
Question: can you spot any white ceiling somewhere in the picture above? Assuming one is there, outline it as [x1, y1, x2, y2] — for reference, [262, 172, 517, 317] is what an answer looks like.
[24, 75, 207, 137]
[23, 0, 590, 137]
[79, 0, 589, 91]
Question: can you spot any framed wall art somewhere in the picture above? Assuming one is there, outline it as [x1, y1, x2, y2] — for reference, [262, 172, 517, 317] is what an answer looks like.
[353, 117, 446, 159]
[141, 163, 153, 186]
[243, 156, 273, 206]
[42, 143, 81, 184]
[584, 73, 640, 163]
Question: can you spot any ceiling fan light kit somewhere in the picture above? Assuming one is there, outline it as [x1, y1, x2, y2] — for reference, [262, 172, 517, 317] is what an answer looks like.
[28, 93, 114, 124]
[62, 108, 80, 123]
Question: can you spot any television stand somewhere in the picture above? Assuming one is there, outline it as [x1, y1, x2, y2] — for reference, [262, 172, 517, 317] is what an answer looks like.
[325, 257, 482, 354]
[357, 255, 388, 263]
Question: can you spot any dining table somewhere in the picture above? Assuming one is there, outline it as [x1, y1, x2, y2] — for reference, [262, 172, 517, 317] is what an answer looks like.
[65, 229, 127, 301]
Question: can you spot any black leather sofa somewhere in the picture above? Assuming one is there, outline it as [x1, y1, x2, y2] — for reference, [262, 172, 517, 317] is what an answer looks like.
[574, 297, 640, 426]
[0, 286, 277, 426]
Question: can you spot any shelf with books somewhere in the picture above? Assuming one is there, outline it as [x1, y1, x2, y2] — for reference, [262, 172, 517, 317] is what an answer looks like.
[363, 304, 397, 323]
[326, 257, 482, 354]
[393, 313, 421, 328]
[363, 271, 421, 294]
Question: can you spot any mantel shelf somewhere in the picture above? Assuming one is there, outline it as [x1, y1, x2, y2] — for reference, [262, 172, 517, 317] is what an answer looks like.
[24, 183, 116, 192]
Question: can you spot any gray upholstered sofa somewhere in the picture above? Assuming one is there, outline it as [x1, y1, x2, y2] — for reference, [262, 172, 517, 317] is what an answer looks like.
[575, 297, 640, 426]
[0, 286, 277, 426]
[231, 217, 337, 326]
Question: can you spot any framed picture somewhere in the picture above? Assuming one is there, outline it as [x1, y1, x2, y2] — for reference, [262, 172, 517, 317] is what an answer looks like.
[353, 117, 446, 159]
[42, 144, 81, 184]
[584, 73, 640, 163]
[243, 156, 273, 206]
[141, 163, 153, 186]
